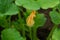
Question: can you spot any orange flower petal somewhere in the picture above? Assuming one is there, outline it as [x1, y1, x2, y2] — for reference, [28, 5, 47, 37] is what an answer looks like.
[26, 11, 36, 27]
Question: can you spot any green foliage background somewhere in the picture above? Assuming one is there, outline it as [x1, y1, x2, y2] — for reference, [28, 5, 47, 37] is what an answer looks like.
[0, 0, 60, 40]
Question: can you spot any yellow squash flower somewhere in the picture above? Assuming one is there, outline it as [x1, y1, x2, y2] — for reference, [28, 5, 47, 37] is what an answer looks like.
[26, 11, 36, 27]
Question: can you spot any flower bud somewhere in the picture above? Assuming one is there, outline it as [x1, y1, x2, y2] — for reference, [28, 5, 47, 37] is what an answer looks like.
[26, 11, 36, 27]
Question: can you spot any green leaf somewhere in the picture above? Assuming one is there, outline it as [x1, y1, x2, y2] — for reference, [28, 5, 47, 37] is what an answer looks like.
[4, 4, 19, 15]
[57, 4, 60, 11]
[0, 0, 13, 13]
[0, 18, 7, 27]
[12, 20, 28, 31]
[49, 10, 60, 25]
[0, 17, 10, 28]
[38, 0, 59, 9]
[1, 28, 25, 40]
[0, 4, 19, 16]
[52, 28, 60, 40]
[0, 0, 19, 17]
[58, 4, 60, 9]
[15, 0, 40, 10]
[15, 0, 59, 10]
[34, 14, 46, 27]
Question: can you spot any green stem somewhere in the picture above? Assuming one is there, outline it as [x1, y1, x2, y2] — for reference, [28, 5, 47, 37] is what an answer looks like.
[8, 16, 11, 27]
[3, 16, 9, 28]
[18, 13, 25, 37]
[22, 24, 25, 37]
[33, 27, 38, 40]
[47, 25, 58, 40]
[29, 28, 32, 40]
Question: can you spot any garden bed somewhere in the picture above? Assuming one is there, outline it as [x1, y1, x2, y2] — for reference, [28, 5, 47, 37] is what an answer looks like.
[0, 0, 60, 40]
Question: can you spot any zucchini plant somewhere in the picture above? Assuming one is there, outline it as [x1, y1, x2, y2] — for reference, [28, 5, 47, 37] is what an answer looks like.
[0, 0, 60, 40]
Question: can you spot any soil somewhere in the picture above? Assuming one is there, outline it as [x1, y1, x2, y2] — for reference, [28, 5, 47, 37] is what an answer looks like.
[0, 8, 54, 40]
[37, 8, 54, 40]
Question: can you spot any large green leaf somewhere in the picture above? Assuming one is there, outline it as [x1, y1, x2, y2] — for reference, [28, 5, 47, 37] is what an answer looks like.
[0, 0, 13, 13]
[1, 28, 25, 40]
[15, 0, 59, 10]
[34, 14, 46, 27]
[52, 28, 60, 40]
[0, 0, 19, 17]
[0, 4, 19, 17]
[4, 4, 19, 15]
[38, 0, 59, 9]
[49, 10, 60, 25]
[15, 0, 40, 10]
